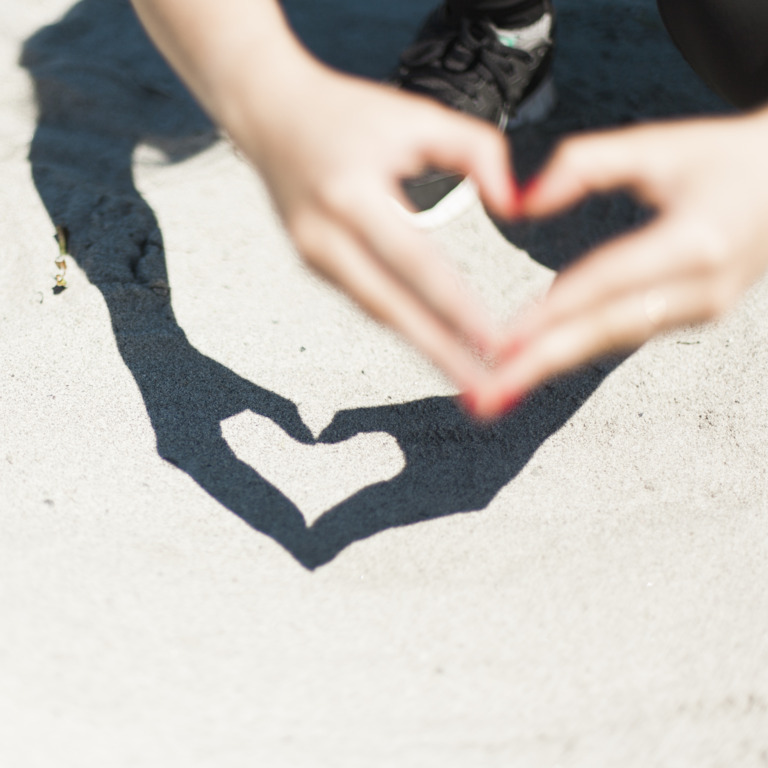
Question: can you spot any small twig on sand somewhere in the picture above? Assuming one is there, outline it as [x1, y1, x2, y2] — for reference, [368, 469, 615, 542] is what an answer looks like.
[54, 225, 69, 292]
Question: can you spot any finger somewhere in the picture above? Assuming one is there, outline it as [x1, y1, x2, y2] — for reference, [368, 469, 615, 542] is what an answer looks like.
[301, 215, 490, 392]
[317, 411, 362, 444]
[266, 400, 316, 445]
[419, 109, 518, 219]
[499, 219, 696, 353]
[473, 274, 720, 420]
[521, 125, 669, 218]
[347, 184, 502, 352]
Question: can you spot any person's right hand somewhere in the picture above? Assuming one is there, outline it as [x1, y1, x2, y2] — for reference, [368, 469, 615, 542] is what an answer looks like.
[225, 57, 518, 392]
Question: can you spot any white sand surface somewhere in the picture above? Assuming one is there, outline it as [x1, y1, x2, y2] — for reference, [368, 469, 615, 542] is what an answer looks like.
[1, 0, 767, 766]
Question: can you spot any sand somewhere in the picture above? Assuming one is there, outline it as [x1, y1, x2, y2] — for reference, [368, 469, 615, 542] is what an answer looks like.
[1, 0, 767, 765]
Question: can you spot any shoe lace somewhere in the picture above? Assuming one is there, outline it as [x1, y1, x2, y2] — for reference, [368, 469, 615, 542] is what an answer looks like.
[397, 18, 533, 106]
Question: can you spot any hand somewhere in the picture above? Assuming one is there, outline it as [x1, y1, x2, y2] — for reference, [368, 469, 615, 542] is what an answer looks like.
[227, 59, 517, 392]
[130, 0, 517, 392]
[467, 108, 768, 419]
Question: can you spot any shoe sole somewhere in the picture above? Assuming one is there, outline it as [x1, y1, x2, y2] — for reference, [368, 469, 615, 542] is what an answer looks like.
[404, 75, 557, 230]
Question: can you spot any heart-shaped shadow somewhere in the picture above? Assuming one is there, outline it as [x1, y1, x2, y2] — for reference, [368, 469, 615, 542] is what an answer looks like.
[23, 0, 628, 570]
[221, 413, 407, 528]
[307, 374, 614, 569]
[211, 366, 614, 570]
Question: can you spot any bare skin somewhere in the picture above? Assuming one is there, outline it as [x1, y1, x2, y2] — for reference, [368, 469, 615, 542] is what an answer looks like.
[131, 0, 768, 420]
[470, 110, 768, 418]
[129, 0, 516, 393]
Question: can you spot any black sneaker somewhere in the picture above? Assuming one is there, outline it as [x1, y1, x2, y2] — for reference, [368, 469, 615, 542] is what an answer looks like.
[393, 6, 556, 226]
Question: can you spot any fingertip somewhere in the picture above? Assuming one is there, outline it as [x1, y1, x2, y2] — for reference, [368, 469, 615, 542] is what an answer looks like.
[481, 174, 519, 220]
[470, 128, 518, 219]
[478, 388, 526, 421]
[426, 110, 521, 219]
[459, 377, 527, 421]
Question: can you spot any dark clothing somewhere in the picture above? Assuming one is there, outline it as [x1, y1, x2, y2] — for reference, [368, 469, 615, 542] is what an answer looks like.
[445, 0, 550, 26]
[446, 0, 768, 108]
[658, 0, 768, 109]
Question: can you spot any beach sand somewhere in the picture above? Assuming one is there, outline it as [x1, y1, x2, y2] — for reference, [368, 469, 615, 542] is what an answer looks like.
[1, 0, 767, 765]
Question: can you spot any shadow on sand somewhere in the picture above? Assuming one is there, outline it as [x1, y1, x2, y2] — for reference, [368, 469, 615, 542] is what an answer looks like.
[21, 0, 643, 569]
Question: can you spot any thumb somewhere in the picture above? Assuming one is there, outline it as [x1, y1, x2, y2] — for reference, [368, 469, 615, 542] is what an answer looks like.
[317, 410, 365, 444]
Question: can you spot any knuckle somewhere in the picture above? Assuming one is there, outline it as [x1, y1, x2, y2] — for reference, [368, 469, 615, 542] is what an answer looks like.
[600, 313, 628, 350]
[362, 298, 389, 326]
[288, 213, 324, 264]
[319, 177, 361, 216]
[698, 235, 730, 274]
[703, 280, 737, 320]
[287, 218, 312, 256]
[676, 218, 729, 274]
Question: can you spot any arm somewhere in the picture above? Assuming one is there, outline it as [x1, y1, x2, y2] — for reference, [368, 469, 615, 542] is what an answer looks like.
[130, 0, 518, 392]
[469, 108, 768, 419]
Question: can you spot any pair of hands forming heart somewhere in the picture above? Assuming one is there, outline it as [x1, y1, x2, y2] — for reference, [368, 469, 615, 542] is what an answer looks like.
[236, 69, 768, 422]
[302, 96, 768, 424]
[455, 108, 768, 420]
[470, 107, 768, 418]
[130, 0, 768, 422]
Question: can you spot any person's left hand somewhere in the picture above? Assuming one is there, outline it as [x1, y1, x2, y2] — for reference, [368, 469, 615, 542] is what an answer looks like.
[465, 108, 768, 419]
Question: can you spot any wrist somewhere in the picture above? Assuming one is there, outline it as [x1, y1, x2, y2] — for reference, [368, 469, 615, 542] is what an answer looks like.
[216, 44, 333, 172]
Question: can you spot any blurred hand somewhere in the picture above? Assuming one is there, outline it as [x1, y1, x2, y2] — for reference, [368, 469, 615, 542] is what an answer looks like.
[468, 109, 768, 419]
[228, 60, 517, 392]
[131, 0, 517, 392]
